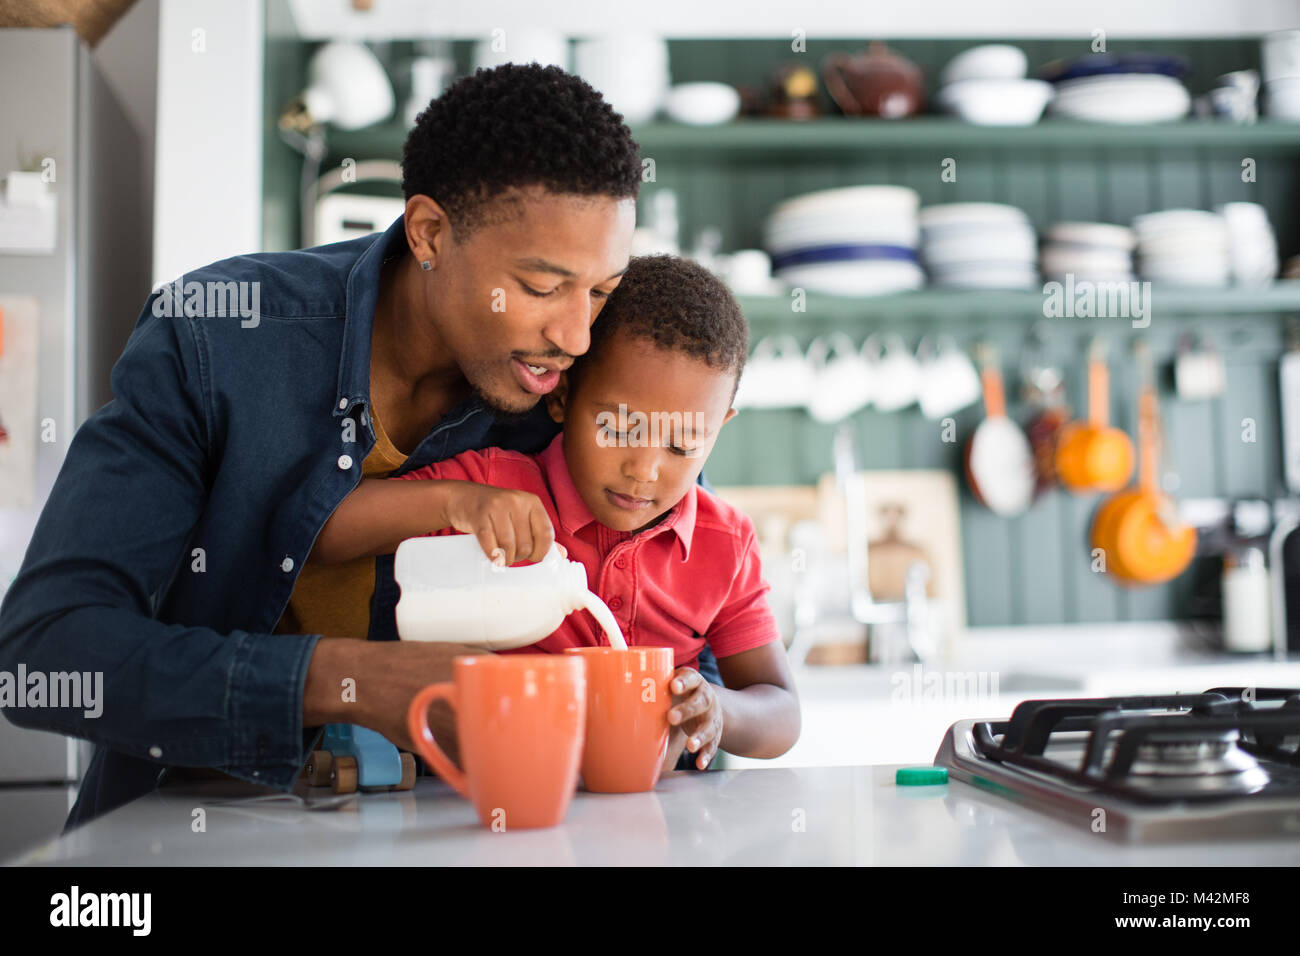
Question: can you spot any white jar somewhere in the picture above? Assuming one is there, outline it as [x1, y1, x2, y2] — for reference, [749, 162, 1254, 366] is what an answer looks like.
[1222, 547, 1272, 653]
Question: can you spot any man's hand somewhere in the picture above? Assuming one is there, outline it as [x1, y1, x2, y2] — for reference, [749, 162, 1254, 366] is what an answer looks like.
[666, 666, 723, 770]
[441, 484, 556, 566]
[304, 638, 471, 765]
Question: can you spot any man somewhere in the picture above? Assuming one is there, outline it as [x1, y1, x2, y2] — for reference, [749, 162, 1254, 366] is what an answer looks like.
[0, 63, 719, 829]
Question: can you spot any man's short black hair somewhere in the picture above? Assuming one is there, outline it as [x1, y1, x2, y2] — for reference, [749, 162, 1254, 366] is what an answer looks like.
[402, 63, 642, 238]
[571, 255, 749, 403]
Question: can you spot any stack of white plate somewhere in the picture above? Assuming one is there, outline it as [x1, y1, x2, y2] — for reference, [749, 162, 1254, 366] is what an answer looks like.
[1132, 209, 1230, 287]
[1049, 74, 1191, 123]
[1218, 202, 1278, 286]
[764, 185, 924, 295]
[1039, 222, 1136, 283]
[919, 203, 1038, 289]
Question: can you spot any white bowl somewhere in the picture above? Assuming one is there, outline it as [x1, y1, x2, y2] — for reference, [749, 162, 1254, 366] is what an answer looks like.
[937, 78, 1053, 126]
[664, 82, 740, 125]
[940, 44, 1028, 85]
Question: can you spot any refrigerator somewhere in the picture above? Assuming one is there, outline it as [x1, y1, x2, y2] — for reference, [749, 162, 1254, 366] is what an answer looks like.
[0, 26, 148, 858]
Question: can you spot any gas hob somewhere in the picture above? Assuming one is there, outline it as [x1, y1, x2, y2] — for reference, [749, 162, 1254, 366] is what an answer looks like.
[934, 687, 1300, 842]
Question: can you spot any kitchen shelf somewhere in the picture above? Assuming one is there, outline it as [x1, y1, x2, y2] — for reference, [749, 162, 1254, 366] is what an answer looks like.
[326, 118, 1300, 163]
[736, 282, 1300, 323]
[633, 119, 1300, 154]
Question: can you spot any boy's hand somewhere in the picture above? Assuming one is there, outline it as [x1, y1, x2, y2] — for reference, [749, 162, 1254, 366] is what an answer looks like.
[441, 484, 556, 566]
[667, 667, 723, 770]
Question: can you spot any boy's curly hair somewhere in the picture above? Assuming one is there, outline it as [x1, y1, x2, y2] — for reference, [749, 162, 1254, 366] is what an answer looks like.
[573, 255, 749, 401]
[402, 63, 642, 238]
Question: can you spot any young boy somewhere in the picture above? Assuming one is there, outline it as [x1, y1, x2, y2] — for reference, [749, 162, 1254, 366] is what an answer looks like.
[312, 255, 799, 772]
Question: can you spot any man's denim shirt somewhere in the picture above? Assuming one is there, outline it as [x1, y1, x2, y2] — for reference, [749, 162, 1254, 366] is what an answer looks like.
[0, 214, 719, 830]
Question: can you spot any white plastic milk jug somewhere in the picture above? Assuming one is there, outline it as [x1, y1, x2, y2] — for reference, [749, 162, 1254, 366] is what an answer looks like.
[393, 535, 626, 650]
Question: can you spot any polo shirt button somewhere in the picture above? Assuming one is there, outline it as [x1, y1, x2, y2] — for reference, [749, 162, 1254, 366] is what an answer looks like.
[338, 398, 348, 410]
[148, 746, 162, 758]
[281, 556, 294, 573]
[608, 596, 623, 611]
[337, 454, 353, 470]
[615, 556, 628, 570]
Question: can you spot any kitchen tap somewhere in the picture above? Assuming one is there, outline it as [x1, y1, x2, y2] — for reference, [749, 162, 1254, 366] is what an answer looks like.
[832, 424, 934, 664]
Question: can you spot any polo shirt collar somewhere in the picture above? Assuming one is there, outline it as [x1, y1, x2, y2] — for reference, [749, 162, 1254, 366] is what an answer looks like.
[538, 433, 698, 560]
[335, 214, 408, 419]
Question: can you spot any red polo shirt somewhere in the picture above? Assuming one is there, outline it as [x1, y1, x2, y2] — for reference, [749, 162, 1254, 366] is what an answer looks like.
[393, 433, 780, 669]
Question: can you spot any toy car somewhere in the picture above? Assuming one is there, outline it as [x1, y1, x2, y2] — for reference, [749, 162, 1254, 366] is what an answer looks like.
[303, 723, 416, 794]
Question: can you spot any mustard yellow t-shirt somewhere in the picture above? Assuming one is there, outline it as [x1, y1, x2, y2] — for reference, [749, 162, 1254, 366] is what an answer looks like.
[273, 406, 408, 639]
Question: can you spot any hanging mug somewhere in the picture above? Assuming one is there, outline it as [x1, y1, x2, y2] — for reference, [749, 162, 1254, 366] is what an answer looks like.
[806, 332, 873, 422]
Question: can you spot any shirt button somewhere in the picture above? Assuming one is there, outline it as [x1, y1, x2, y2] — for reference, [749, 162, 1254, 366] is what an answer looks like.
[614, 556, 628, 570]
[148, 745, 162, 758]
[281, 556, 294, 573]
[338, 398, 348, 410]
[608, 596, 623, 611]
[360, 411, 370, 427]
[337, 454, 353, 470]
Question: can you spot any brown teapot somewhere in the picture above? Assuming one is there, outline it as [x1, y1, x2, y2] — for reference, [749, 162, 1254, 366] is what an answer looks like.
[822, 41, 924, 118]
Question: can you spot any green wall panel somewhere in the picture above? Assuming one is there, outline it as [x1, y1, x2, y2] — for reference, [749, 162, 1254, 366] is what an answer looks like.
[263, 33, 1295, 625]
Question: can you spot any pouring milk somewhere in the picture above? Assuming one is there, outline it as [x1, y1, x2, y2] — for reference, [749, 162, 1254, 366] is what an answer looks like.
[394, 536, 627, 651]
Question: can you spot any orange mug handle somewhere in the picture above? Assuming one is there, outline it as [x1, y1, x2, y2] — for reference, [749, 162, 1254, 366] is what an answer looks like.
[406, 683, 468, 798]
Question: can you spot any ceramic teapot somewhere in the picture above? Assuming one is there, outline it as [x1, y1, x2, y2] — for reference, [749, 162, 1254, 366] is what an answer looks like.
[822, 41, 924, 118]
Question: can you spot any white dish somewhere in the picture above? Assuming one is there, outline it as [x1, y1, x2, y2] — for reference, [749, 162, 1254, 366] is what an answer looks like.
[765, 214, 920, 252]
[924, 231, 1038, 265]
[1039, 249, 1134, 275]
[919, 202, 1030, 228]
[774, 260, 925, 296]
[1050, 74, 1190, 123]
[937, 78, 1053, 125]
[1045, 221, 1135, 250]
[940, 44, 1028, 85]
[664, 82, 741, 125]
[929, 267, 1039, 289]
[770, 185, 920, 219]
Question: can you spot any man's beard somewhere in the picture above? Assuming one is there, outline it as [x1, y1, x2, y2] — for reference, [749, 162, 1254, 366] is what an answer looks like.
[470, 381, 541, 423]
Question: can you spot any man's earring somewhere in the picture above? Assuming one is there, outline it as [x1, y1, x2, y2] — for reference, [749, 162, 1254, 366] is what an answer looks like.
[420, 260, 432, 271]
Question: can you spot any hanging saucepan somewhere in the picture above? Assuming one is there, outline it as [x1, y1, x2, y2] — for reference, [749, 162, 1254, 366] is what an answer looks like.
[1090, 342, 1195, 585]
[964, 342, 1036, 517]
[1055, 337, 1134, 494]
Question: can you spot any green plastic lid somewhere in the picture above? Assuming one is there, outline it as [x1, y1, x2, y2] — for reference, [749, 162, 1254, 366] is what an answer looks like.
[896, 766, 948, 786]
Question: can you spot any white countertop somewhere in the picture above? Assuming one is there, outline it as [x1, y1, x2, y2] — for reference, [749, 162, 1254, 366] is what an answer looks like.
[11, 765, 1300, 866]
[725, 623, 1300, 770]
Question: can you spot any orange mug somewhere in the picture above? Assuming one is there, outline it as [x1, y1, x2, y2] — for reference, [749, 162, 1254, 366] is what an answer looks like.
[407, 655, 586, 830]
[563, 646, 674, 793]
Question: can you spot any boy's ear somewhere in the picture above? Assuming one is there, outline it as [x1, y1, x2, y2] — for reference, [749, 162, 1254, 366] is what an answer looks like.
[545, 372, 569, 424]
